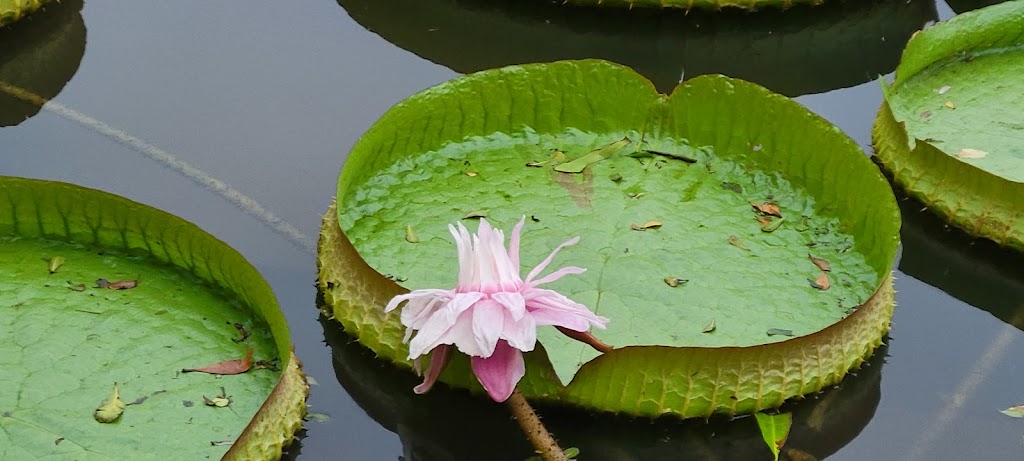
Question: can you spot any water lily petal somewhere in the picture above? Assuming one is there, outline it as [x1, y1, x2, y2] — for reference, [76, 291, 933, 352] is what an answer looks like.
[471, 299, 505, 357]
[450, 222, 474, 290]
[413, 345, 452, 394]
[524, 236, 581, 285]
[408, 294, 483, 358]
[527, 266, 586, 287]
[399, 289, 453, 329]
[525, 288, 609, 331]
[502, 310, 537, 352]
[471, 340, 525, 402]
[508, 216, 526, 273]
[491, 291, 526, 321]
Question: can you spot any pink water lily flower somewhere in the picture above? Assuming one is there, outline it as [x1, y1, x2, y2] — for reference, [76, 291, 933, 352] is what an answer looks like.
[384, 217, 609, 402]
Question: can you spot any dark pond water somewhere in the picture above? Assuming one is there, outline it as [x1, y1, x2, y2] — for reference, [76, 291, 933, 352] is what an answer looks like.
[2, 0, 1023, 459]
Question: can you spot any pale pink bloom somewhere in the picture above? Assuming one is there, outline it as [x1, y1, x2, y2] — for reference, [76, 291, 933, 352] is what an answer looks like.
[384, 217, 608, 402]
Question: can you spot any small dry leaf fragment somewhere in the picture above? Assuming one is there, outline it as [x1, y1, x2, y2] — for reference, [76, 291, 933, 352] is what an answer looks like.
[956, 148, 988, 159]
[609, 173, 623, 182]
[639, 149, 698, 163]
[728, 235, 750, 251]
[760, 217, 784, 233]
[404, 224, 419, 243]
[305, 412, 331, 423]
[182, 349, 253, 375]
[664, 277, 687, 287]
[462, 210, 488, 220]
[944, 101, 956, 109]
[751, 202, 783, 217]
[808, 254, 831, 272]
[67, 282, 86, 292]
[999, 404, 1024, 418]
[766, 328, 795, 337]
[203, 388, 232, 408]
[253, 359, 280, 371]
[809, 273, 830, 291]
[48, 257, 65, 274]
[55, 437, 64, 446]
[94, 383, 126, 423]
[937, 85, 951, 95]
[96, 278, 137, 290]
[210, 440, 235, 447]
[465, 171, 478, 177]
[702, 320, 716, 333]
[526, 150, 566, 168]
[231, 322, 250, 343]
[642, 221, 662, 229]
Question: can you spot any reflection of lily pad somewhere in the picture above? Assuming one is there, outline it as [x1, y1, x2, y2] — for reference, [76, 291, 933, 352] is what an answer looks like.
[898, 193, 1024, 330]
[0, 0, 84, 127]
[0, 177, 307, 459]
[321, 315, 886, 460]
[318, 60, 900, 418]
[873, 1, 1024, 251]
[337, 0, 936, 96]
[0, 0, 52, 27]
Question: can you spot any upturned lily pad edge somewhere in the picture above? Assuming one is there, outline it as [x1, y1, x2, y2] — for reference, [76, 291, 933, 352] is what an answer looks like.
[0, 0, 53, 28]
[322, 59, 899, 418]
[873, 1, 1024, 251]
[0, 176, 308, 460]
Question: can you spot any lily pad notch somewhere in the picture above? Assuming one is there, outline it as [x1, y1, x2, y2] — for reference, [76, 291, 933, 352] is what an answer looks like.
[318, 59, 900, 419]
[0, 177, 308, 460]
[873, 1, 1024, 251]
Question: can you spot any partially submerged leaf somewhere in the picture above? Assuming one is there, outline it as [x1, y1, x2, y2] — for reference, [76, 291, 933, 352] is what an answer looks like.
[182, 349, 253, 375]
[554, 137, 631, 173]
[755, 412, 793, 461]
[48, 256, 65, 274]
[760, 217, 784, 233]
[405, 224, 419, 243]
[525, 150, 566, 168]
[808, 254, 831, 272]
[955, 148, 987, 159]
[1000, 404, 1024, 418]
[766, 329, 795, 337]
[94, 383, 126, 423]
[728, 235, 750, 251]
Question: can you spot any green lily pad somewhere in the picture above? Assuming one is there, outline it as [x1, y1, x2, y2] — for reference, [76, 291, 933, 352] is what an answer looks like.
[873, 1, 1024, 251]
[0, 0, 84, 127]
[0, 177, 307, 460]
[318, 60, 899, 418]
[337, 0, 936, 96]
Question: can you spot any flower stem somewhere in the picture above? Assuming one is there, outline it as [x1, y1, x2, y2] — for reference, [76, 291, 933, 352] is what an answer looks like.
[506, 389, 568, 461]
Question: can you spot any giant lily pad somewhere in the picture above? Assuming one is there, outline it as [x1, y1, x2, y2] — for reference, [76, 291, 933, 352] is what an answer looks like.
[0, 177, 307, 460]
[0, 0, 53, 28]
[873, 1, 1024, 251]
[318, 60, 900, 418]
[321, 315, 887, 460]
[0, 0, 84, 127]
[337, 0, 936, 96]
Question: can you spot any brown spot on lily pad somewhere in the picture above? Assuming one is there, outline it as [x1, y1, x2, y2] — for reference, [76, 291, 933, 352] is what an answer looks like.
[664, 277, 687, 287]
[96, 279, 138, 290]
